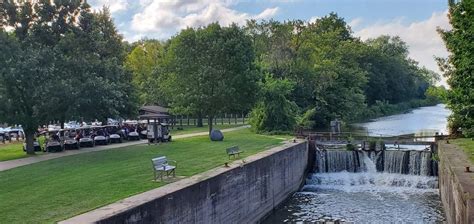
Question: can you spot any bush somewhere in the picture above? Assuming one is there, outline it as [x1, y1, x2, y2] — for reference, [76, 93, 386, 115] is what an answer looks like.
[249, 75, 298, 133]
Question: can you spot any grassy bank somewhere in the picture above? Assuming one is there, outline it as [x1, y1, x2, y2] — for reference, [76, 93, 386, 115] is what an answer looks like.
[0, 124, 246, 162]
[452, 138, 474, 163]
[0, 129, 286, 223]
[357, 99, 440, 122]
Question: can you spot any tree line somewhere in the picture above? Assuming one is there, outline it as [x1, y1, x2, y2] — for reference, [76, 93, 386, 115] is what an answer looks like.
[437, 0, 474, 137]
[126, 13, 441, 133]
[0, 1, 442, 154]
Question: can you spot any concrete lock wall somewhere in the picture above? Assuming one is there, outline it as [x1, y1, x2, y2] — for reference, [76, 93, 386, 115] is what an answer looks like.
[62, 141, 308, 224]
[438, 142, 474, 224]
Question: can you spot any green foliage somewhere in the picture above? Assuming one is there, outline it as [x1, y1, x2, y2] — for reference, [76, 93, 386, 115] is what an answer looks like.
[438, 0, 474, 137]
[0, 2, 138, 153]
[125, 40, 166, 106]
[245, 14, 439, 130]
[162, 23, 259, 133]
[346, 143, 355, 151]
[425, 86, 448, 104]
[249, 75, 298, 133]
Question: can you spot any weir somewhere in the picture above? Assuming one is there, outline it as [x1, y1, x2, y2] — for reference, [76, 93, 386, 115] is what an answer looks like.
[314, 149, 438, 176]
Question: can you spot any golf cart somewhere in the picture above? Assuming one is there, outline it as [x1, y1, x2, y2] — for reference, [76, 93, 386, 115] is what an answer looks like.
[93, 126, 109, 145]
[22, 134, 42, 152]
[45, 130, 63, 152]
[78, 127, 95, 147]
[106, 125, 122, 143]
[61, 129, 79, 150]
[147, 123, 172, 143]
[128, 128, 140, 141]
[0, 129, 7, 143]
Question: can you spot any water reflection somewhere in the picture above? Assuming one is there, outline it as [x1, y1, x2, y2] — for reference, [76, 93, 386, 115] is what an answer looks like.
[352, 104, 451, 137]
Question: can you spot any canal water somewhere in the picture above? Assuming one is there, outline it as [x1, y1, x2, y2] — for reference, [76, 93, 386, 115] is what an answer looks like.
[263, 104, 450, 223]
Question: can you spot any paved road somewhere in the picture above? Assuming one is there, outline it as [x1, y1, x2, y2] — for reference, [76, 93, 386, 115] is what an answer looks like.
[0, 125, 250, 172]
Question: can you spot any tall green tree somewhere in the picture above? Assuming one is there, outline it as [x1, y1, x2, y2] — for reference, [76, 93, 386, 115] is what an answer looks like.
[163, 23, 259, 134]
[0, 32, 59, 154]
[125, 40, 166, 106]
[0, 2, 137, 153]
[438, 0, 474, 136]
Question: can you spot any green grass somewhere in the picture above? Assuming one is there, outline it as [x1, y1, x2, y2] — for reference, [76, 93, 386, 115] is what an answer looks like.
[0, 129, 287, 223]
[0, 124, 244, 162]
[452, 138, 474, 163]
[171, 123, 246, 135]
[0, 143, 34, 161]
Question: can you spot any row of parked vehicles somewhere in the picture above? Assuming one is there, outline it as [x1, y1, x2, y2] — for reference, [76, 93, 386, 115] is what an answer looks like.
[24, 123, 172, 153]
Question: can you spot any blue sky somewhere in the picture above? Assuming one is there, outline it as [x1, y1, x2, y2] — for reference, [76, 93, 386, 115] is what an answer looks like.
[90, 0, 451, 85]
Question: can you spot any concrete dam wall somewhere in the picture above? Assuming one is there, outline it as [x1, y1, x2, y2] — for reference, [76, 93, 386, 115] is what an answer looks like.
[438, 142, 474, 224]
[61, 141, 308, 224]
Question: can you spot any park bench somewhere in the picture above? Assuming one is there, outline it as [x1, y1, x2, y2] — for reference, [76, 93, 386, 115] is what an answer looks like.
[151, 156, 177, 181]
[226, 146, 243, 159]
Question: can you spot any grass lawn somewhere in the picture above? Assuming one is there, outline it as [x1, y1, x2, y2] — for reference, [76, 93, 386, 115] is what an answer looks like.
[0, 124, 245, 162]
[452, 138, 474, 163]
[0, 143, 26, 161]
[171, 123, 246, 135]
[0, 142, 42, 161]
[0, 129, 287, 223]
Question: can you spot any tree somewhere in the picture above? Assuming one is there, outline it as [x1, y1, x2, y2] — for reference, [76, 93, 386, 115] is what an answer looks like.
[0, 2, 137, 153]
[163, 23, 259, 134]
[249, 75, 298, 133]
[438, 0, 474, 136]
[125, 40, 166, 106]
[0, 32, 58, 154]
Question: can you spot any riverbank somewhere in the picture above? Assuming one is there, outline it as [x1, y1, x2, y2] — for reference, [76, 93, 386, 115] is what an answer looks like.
[355, 99, 440, 123]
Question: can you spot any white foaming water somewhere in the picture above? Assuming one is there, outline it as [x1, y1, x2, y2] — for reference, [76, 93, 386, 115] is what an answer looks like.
[305, 152, 438, 194]
[264, 150, 445, 223]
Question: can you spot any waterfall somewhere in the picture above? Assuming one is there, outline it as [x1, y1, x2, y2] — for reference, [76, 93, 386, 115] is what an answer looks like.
[314, 149, 437, 176]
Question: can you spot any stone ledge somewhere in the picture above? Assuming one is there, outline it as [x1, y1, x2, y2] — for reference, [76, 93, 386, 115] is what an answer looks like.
[438, 141, 474, 223]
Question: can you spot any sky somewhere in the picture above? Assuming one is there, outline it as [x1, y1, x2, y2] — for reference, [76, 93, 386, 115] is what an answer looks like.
[89, 0, 451, 86]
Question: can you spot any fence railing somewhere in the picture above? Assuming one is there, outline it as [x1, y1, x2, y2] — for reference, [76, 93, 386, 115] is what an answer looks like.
[169, 114, 249, 128]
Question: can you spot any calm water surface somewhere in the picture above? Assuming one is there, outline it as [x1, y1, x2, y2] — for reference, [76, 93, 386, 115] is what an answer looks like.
[264, 104, 450, 223]
[353, 104, 450, 137]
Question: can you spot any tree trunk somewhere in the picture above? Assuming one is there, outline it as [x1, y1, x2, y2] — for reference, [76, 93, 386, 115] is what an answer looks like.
[60, 118, 65, 129]
[25, 131, 35, 155]
[208, 115, 213, 135]
[197, 112, 203, 127]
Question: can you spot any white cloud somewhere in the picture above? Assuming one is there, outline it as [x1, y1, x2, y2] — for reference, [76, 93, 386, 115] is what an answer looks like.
[89, 0, 128, 13]
[130, 0, 279, 39]
[348, 17, 363, 29]
[353, 11, 451, 86]
[309, 16, 320, 23]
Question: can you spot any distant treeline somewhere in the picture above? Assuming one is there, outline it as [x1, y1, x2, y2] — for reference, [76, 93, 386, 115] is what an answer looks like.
[125, 13, 442, 133]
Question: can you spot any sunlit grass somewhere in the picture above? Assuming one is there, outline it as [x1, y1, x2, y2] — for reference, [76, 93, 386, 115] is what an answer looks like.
[0, 129, 288, 223]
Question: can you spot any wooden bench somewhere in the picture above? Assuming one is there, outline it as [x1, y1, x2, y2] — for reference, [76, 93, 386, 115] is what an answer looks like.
[151, 156, 177, 181]
[226, 146, 243, 159]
